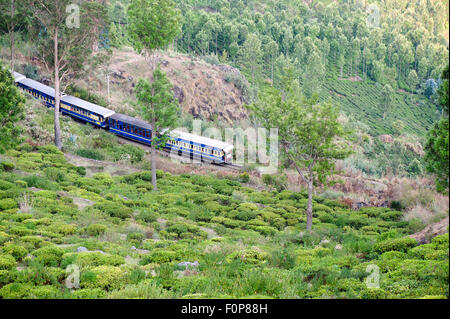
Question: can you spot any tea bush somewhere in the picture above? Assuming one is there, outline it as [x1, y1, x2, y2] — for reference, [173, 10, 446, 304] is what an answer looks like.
[0, 145, 446, 299]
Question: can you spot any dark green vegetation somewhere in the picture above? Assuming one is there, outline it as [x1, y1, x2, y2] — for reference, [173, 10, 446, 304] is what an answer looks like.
[425, 65, 449, 194]
[0, 63, 25, 153]
[128, 0, 182, 190]
[0, 144, 448, 299]
[173, 0, 447, 136]
[248, 74, 353, 230]
[103, 0, 449, 178]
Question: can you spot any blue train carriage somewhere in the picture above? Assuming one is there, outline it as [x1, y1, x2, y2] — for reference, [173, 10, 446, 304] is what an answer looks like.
[15, 75, 58, 108]
[60, 95, 115, 128]
[165, 129, 234, 164]
[108, 113, 152, 144]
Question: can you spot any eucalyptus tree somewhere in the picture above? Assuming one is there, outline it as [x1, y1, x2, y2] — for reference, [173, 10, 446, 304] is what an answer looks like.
[0, 0, 27, 71]
[128, 0, 182, 71]
[127, 0, 182, 190]
[29, 0, 107, 150]
[247, 71, 352, 231]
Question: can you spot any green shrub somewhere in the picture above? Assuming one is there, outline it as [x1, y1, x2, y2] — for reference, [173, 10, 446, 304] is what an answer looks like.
[374, 237, 418, 254]
[0, 283, 33, 299]
[107, 280, 172, 299]
[0, 161, 15, 172]
[226, 249, 268, 264]
[81, 265, 125, 290]
[136, 210, 158, 223]
[0, 198, 18, 211]
[75, 148, 105, 161]
[127, 232, 145, 243]
[140, 250, 178, 264]
[28, 285, 62, 299]
[9, 226, 33, 237]
[239, 172, 250, 183]
[129, 268, 146, 284]
[94, 202, 133, 219]
[0, 254, 17, 270]
[269, 248, 296, 269]
[0, 180, 15, 190]
[33, 245, 64, 267]
[61, 252, 125, 267]
[71, 288, 107, 299]
[2, 243, 27, 261]
[86, 224, 107, 236]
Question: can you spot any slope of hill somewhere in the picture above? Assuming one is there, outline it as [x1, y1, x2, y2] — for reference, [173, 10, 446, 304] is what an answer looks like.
[75, 49, 250, 126]
[0, 141, 448, 299]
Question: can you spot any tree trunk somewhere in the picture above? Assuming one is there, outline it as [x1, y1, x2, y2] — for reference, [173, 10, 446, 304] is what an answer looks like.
[306, 178, 313, 232]
[9, 0, 15, 71]
[9, 28, 14, 71]
[53, 29, 63, 150]
[151, 117, 158, 191]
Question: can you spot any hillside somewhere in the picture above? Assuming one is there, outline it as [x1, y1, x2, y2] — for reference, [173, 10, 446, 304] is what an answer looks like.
[73, 49, 250, 126]
[0, 140, 448, 299]
[0, 0, 448, 302]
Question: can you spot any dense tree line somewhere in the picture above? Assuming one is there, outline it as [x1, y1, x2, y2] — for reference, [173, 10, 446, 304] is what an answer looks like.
[169, 0, 448, 94]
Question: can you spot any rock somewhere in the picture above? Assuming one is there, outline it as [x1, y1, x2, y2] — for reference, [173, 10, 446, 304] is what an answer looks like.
[319, 239, 330, 246]
[379, 134, 393, 143]
[131, 246, 137, 250]
[172, 86, 185, 104]
[77, 246, 88, 253]
[409, 217, 449, 245]
[177, 261, 200, 269]
[335, 244, 343, 250]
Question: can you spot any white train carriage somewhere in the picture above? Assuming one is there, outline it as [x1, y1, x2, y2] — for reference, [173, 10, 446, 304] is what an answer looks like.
[164, 129, 234, 164]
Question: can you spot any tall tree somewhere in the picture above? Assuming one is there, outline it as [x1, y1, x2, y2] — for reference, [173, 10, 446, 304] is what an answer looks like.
[0, 0, 26, 71]
[128, 0, 182, 71]
[240, 33, 262, 86]
[29, 0, 107, 150]
[0, 64, 25, 153]
[247, 72, 352, 231]
[127, 0, 182, 190]
[424, 65, 449, 194]
[135, 67, 180, 191]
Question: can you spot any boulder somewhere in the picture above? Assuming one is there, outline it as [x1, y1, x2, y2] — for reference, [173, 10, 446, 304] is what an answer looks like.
[379, 134, 393, 143]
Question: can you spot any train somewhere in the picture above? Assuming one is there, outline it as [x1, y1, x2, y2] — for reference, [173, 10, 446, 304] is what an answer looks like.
[12, 71, 234, 164]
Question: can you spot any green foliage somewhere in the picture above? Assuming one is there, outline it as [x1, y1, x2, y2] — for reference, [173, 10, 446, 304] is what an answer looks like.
[94, 202, 133, 219]
[0, 64, 25, 153]
[374, 237, 418, 254]
[128, 0, 182, 55]
[81, 265, 125, 290]
[0, 254, 17, 270]
[33, 246, 64, 267]
[86, 224, 108, 236]
[248, 76, 352, 230]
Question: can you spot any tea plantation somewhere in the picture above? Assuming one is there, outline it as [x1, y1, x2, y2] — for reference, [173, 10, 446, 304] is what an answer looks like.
[0, 145, 448, 299]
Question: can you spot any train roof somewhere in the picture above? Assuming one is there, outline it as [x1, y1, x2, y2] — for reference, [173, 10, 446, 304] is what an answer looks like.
[61, 95, 115, 117]
[109, 113, 152, 130]
[18, 77, 56, 98]
[12, 71, 26, 82]
[170, 129, 234, 151]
